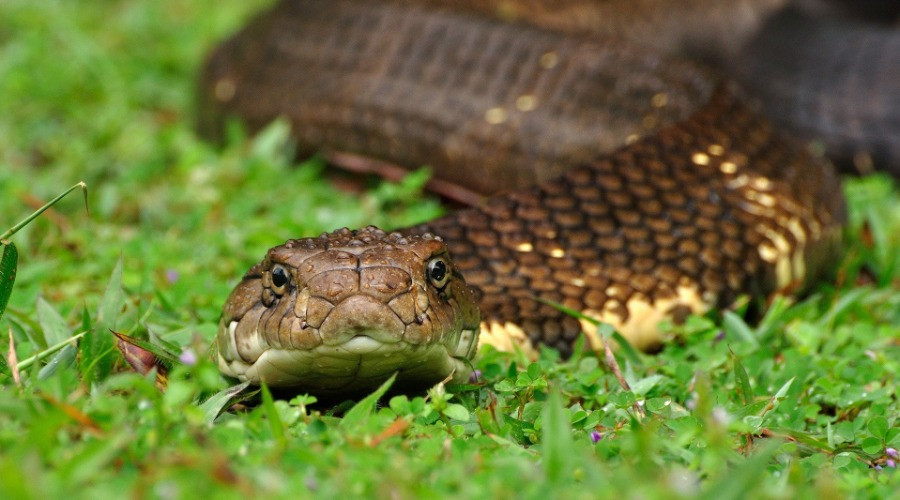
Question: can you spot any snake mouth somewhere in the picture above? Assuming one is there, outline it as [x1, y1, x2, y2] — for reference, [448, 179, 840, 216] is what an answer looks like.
[217, 320, 478, 394]
[342, 334, 387, 354]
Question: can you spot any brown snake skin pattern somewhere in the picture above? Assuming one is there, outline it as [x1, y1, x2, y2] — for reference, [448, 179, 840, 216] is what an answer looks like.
[412, 87, 843, 353]
[202, 0, 845, 356]
[199, 0, 719, 195]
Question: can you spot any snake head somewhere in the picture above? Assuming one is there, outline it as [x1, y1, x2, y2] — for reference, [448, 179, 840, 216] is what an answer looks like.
[216, 226, 481, 395]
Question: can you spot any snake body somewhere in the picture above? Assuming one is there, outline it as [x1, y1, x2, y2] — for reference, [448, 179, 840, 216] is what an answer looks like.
[204, 0, 845, 393]
[199, 0, 722, 196]
[384, 0, 790, 64]
[734, 6, 900, 176]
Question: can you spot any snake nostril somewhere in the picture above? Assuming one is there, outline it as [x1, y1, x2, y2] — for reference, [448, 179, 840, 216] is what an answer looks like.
[415, 313, 426, 325]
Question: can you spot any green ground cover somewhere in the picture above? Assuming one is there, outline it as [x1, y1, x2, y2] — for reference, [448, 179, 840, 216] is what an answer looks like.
[1, 1, 898, 497]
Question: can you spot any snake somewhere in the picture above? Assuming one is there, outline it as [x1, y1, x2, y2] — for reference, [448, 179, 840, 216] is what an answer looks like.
[201, 0, 846, 395]
[733, 5, 900, 176]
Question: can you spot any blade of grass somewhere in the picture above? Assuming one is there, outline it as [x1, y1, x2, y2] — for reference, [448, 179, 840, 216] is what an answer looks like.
[7, 326, 21, 385]
[200, 381, 253, 425]
[82, 256, 122, 383]
[722, 311, 759, 348]
[731, 349, 753, 406]
[16, 330, 89, 371]
[340, 373, 397, 429]
[37, 343, 77, 380]
[700, 440, 782, 500]
[0, 181, 88, 241]
[542, 387, 574, 484]
[36, 296, 71, 348]
[535, 297, 643, 366]
[0, 242, 17, 322]
[759, 377, 795, 421]
[260, 383, 287, 448]
[112, 331, 180, 366]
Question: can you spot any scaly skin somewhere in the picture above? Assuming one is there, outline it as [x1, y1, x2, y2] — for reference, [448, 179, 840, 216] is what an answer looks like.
[198, 0, 718, 196]
[734, 7, 900, 176]
[386, 0, 789, 64]
[218, 228, 481, 395]
[208, 0, 845, 393]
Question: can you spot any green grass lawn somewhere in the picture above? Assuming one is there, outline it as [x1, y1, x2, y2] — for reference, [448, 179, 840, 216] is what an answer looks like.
[1, 1, 898, 497]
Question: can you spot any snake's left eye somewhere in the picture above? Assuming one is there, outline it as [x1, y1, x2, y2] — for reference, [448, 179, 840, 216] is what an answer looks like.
[271, 264, 290, 295]
[426, 257, 450, 289]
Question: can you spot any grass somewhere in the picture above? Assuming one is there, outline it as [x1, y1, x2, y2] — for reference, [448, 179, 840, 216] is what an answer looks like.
[0, 0, 898, 497]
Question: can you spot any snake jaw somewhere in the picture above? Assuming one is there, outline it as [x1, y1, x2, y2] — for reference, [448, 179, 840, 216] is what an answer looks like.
[316, 295, 406, 346]
[217, 227, 481, 394]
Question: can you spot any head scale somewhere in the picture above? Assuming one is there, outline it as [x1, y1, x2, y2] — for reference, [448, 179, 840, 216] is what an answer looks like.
[216, 226, 481, 395]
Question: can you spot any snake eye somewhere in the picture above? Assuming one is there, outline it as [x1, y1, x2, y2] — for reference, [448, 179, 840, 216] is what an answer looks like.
[271, 264, 290, 294]
[426, 257, 450, 289]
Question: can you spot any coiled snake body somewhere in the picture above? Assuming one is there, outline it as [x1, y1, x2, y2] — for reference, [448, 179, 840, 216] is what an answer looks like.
[203, 0, 845, 394]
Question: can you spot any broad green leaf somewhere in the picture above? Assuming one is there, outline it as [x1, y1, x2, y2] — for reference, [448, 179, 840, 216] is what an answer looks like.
[200, 381, 253, 425]
[340, 373, 397, 430]
[861, 437, 884, 455]
[388, 395, 411, 415]
[97, 256, 124, 330]
[723, 311, 759, 347]
[629, 375, 663, 396]
[867, 416, 888, 439]
[886, 427, 900, 447]
[81, 256, 123, 383]
[0, 241, 17, 322]
[443, 403, 470, 422]
[742, 415, 764, 433]
[37, 343, 77, 380]
[36, 297, 71, 347]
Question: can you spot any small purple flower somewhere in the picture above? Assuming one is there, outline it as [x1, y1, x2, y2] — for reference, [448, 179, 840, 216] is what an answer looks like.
[887, 459, 897, 468]
[590, 430, 603, 443]
[469, 370, 482, 383]
[179, 348, 197, 366]
[713, 330, 726, 343]
[886, 447, 898, 459]
[875, 465, 883, 471]
[165, 269, 180, 284]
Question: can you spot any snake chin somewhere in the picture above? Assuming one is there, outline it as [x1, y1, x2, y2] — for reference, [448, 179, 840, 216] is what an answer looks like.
[342, 334, 389, 354]
[217, 320, 478, 395]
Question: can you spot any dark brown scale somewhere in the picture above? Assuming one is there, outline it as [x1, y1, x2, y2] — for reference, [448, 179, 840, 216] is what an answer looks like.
[199, 0, 718, 195]
[202, 0, 845, 355]
[387, 0, 797, 65]
[412, 88, 843, 353]
[733, 6, 900, 176]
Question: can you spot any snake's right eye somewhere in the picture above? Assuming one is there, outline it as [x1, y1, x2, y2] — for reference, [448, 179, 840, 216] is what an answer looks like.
[271, 264, 290, 295]
[426, 256, 450, 289]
